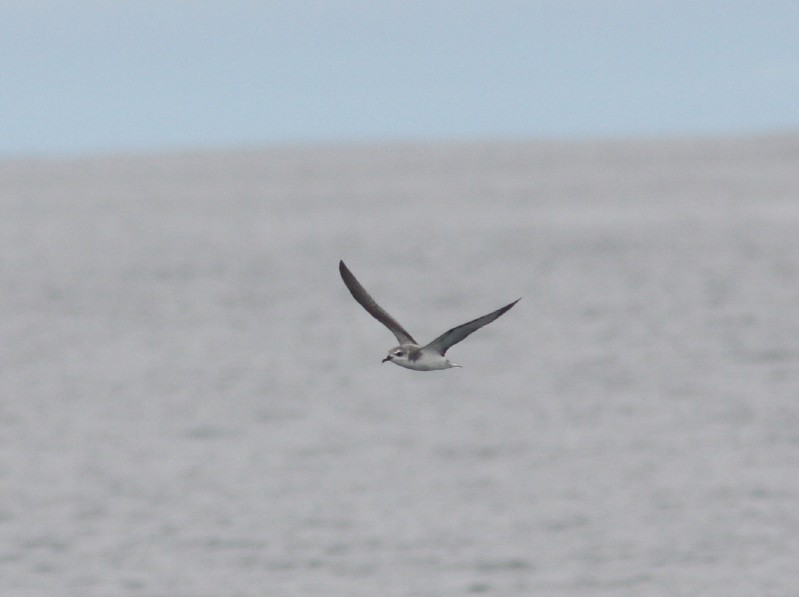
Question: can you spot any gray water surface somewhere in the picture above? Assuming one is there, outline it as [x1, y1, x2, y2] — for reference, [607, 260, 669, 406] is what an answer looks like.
[2, 136, 799, 596]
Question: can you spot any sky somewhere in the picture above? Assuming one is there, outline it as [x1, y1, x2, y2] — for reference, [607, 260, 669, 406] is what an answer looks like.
[1, 1, 798, 157]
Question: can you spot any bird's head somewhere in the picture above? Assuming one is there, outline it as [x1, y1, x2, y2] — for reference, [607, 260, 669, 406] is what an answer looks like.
[382, 346, 409, 365]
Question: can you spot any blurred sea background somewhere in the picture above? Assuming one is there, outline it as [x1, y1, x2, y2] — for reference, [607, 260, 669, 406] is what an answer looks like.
[4, 2, 799, 595]
[2, 133, 799, 596]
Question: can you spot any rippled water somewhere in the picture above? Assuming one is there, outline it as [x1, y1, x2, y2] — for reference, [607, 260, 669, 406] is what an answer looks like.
[2, 136, 799, 595]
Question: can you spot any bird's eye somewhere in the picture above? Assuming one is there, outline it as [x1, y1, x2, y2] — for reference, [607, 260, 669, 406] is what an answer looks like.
[395, 351, 404, 357]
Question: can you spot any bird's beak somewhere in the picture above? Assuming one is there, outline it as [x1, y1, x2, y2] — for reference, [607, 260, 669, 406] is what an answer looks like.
[382, 356, 392, 363]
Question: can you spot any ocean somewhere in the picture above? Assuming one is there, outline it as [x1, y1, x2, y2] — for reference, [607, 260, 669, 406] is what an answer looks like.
[2, 135, 798, 595]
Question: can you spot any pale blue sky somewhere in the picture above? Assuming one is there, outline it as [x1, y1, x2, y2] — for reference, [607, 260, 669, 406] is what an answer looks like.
[2, 1, 798, 156]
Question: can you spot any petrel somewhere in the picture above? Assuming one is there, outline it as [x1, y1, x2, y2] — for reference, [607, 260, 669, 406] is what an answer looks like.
[339, 260, 519, 371]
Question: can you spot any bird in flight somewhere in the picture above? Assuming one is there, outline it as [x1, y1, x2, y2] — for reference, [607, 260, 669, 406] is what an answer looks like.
[339, 260, 520, 371]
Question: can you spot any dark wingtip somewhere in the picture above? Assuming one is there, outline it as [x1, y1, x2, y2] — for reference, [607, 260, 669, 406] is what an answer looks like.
[493, 298, 521, 318]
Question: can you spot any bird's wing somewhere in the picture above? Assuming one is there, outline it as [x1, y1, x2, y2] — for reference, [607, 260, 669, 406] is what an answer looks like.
[423, 298, 520, 355]
[339, 260, 417, 345]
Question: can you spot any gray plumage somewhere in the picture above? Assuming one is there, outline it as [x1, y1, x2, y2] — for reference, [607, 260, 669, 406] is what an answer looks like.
[339, 260, 520, 371]
[338, 260, 416, 345]
[423, 298, 520, 355]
